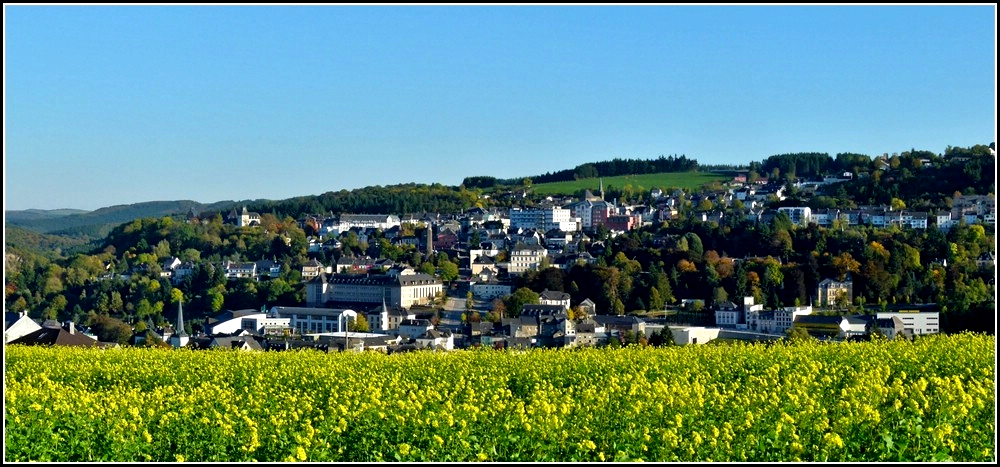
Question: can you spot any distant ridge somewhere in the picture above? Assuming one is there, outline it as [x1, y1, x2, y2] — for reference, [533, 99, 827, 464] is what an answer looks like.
[5, 208, 91, 222]
[5, 200, 248, 237]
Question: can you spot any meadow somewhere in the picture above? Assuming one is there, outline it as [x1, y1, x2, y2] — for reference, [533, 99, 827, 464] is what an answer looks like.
[527, 171, 729, 197]
[4, 334, 995, 462]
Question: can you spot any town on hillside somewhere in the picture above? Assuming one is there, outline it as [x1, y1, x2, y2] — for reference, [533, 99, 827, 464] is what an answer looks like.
[5, 148, 995, 351]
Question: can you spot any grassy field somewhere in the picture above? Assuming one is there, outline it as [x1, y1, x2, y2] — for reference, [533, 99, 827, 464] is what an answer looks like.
[529, 172, 728, 197]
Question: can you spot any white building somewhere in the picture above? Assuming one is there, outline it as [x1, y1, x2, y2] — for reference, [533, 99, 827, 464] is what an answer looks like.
[324, 214, 401, 236]
[876, 311, 940, 336]
[271, 307, 359, 335]
[306, 268, 443, 309]
[415, 329, 454, 350]
[5, 311, 42, 344]
[539, 290, 571, 310]
[508, 243, 549, 274]
[510, 207, 578, 232]
[398, 319, 434, 340]
[207, 310, 291, 336]
[672, 326, 721, 345]
[777, 207, 812, 226]
[471, 281, 512, 301]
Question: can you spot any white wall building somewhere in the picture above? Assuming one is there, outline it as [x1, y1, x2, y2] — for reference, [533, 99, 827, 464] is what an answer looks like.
[471, 281, 512, 300]
[5, 311, 42, 344]
[673, 326, 721, 345]
[271, 306, 358, 335]
[876, 311, 940, 336]
[508, 243, 549, 274]
[777, 207, 812, 226]
[510, 207, 578, 232]
[208, 311, 291, 336]
[398, 319, 434, 340]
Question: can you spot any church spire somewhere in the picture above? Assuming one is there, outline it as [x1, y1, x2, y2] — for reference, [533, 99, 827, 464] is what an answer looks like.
[170, 298, 190, 348]
[600, 178, 605, 201]
[175, 299, 188, 337]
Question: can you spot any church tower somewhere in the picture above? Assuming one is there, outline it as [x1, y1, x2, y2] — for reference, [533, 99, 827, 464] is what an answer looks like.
[169, 299, 190, 348]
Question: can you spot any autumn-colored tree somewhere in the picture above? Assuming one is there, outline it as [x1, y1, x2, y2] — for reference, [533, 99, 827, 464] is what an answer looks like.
[831, 252, 861, 281]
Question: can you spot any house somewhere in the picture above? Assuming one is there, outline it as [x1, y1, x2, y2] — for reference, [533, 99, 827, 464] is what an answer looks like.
[508, 243, 548, 274]
[336, 255, 375, 274]
[713, 301, 742, 328]
[538, 316, 575, 347]
[855, 315, 908, 340]
[208, 335, 265, 351]
[223, 261, 257, 280]
[363, 300, 415, 332]
[256, 259, 283, 279]
[593, 315, 646, 337]
[433, 232, 459, 250]
[160, 257, 182, 279]
[414, 329, 454, 351]
[398, 319, 434, 340]
[816, 278, 853, 308]
[571, 318, 607, 347]
[302, 259, 326, 279]
[746, 305, 813, 335]
[229, 206, 261, 227]
[538, 290, 571, 310]
[352, 334, 403, 353]
[576, 299, 597, 318]
[503, 315, 540, 339]
[171, 261, 197, 285]
[470, 255, 497, 276]
[5, 311, 42, 344]
[7, 321, 102, 347]
[470, 277, 511, 301]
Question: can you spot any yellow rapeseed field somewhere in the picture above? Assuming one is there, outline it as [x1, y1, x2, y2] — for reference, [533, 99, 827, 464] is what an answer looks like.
[4, 333, 995, 462]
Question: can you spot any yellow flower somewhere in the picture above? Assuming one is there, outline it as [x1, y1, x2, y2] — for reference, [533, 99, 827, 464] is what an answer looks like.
[824, 432, 844, 449]
[399, 443, 411, 456]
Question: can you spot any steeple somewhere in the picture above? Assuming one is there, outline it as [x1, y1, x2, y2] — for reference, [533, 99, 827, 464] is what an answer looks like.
[170, 299, 190, 348]
[600, 178, 605, 201]
[175, 300, 188, 337]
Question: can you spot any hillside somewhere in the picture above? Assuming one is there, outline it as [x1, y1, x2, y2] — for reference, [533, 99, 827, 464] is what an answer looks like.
[4, 224, 94, 263]
[528, 171, 728, 197]
[5, 200, 245, 237]
[5, 208, 91, 222]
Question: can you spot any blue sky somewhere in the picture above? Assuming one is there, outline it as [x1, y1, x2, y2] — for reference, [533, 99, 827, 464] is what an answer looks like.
[4, 5, 996, 211]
